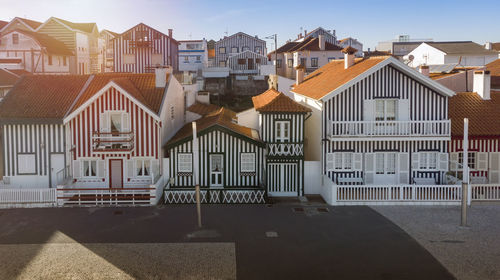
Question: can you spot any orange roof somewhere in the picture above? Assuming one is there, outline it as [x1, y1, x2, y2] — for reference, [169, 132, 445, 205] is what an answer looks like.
[16, 17, 42, 29]
[166, 107, 261, 148]
[187, 102, 220, 116]
[252, 89, 311, 113]
[70, 73, 168, 114]
[486, 59, 500, 76]
[292, 56, 389, 100]
[449, 91, 500, 136]
[342, 46, 358, 54]
[0, 68, 22, 86]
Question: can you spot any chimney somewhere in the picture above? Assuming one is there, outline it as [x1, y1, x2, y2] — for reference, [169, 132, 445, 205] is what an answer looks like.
[485, 42, 492, 50]
[168, 28, 173, 38]
[319, 35, 325, 51]
[473, 70, 491, 100]
[304, 30, 307, 37]
[155, 66, 172, 88]
[295, 64, 305, 85]
[419, 65, 430, 77]
[342, 46, 357, 69]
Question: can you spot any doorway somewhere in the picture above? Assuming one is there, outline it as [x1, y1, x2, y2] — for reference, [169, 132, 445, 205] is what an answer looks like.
[210, 154, 224, 187]
[374, 153, 397, 184]
[109, 159, 123, 189]
[50, 154, 65, 188]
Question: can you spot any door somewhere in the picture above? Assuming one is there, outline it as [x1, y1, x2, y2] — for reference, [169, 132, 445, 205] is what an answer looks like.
[210, 154, 224, 187]
[373, 152, 398, 184]
[247, 58, 254, 70]
[109, 159, 123, 189]
[267, 163, 298, 196]
[50, 154, 65, 188]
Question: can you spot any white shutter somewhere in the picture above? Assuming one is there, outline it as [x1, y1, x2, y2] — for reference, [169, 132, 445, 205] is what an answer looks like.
[73, 160, 81, 178]
[97, 160, 105, 178]
[398, 99, 410, 121]
[100, 112, 109, 132]
[398, 153, 409, 184]
[326, 153, 335, 171]
[411, 152, 420, 170]
[363, 100, 375, 121]
[364, 153, 375, 184]
[353, 153, 363, 171]
[450, 152, 458, 171]
[122, 113, 130, 132]
[477, 152, 488, 171]
[488, 153, 500, 184]
[127, 160, 135, 178]
[439, 153, 449, 171]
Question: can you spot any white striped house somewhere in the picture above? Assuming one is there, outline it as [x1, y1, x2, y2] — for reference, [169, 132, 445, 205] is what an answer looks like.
[113, 23, 179, 73]
[292, 54, 456, 189]
[214, 32, 267, 73]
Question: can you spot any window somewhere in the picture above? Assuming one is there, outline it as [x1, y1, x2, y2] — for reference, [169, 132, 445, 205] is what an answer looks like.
[63, 56, 67, 66]
[82, 160, 97, 177]
[48, 55, 53, 65]
[419, 152, 438, 170]
[219, 47, 226, 54]
[231, 47, 238, 53]
[311, 58, 318, 67]
[287, 59, 293, 68]
[276, 59, 282, 68]
[18, 154, 36, 174]
[326, 153, 361, 171]
[300, 57, 307, 67]
[240, 153, 256, 173]
[219, 60, 226, 67]
[242, 46, 250, 51]
[136, 159, 151, 177]
[238, 58, 246, 65]
[12, 33, 19, 44]
[275, 121, 290, 142]
[184, 56, 189, 62]
[459, 152, 476, 170]
[375, 153, 396, 174]
[334, 153, 353, 170]
[110, 113, 122, 132]
[178, 153, 193, 173]
[375, 100, 397, 121]
[255, 46, 262, 54]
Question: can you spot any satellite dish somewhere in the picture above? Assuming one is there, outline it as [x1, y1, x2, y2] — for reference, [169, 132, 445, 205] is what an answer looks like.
[408, 55, 414, 61]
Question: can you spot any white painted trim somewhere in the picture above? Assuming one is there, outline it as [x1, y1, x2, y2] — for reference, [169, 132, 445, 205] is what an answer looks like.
[327, 136, 451, 142]
[63, 81, 161, 124]
[0, 17, 37, 33]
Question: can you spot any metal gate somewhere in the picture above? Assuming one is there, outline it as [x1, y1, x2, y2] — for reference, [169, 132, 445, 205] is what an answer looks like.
[267, 163, 299, 196]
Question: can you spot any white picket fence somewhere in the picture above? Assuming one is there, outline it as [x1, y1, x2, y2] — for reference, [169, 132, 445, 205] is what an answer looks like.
[56, 187, 156, 206]
[0, 188, 57, 208]
[471, 184, 500, 201]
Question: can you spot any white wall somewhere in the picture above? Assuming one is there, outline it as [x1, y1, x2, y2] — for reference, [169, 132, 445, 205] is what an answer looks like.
[444, 54, 498, 67]
[236, 108, 259, 130]
[75, 32, 91, 74]
[407, 43, 445, 67]
[277, 76, 296, 98]
[304, 161, 321, 194]
[161, 75, 186, 145]
[178, 40, 208, 73]
[292, 93, 323, 161]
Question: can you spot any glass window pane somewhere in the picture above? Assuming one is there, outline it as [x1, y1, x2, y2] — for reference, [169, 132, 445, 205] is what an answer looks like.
[344, 153, 352, 170]
[335, 153, 342, 170]
[386, 153, 396, 174]
[376, 101, 384, 120]
[91, 161, 97, 176]
[136, 160, 143, 176]
[429, 153, 437, 169]
[376, 154, 384, 174]
[84, 161, 89, 177]
[144, 160, 150, 176]
[111, 114, 122, 132]
[420, 153, 427, 169]
[386, 100, 396, 120]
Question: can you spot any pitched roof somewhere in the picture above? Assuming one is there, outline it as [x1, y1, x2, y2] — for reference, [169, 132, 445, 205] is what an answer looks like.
[70, 73, 168, 115]
[489, 42, 500, 52]
[0, 75, 90, 121]
[166, 107, 261, 148]
[268, 41, 300, 55]
[252, 89, 311, 113]
[486, 59, 500, 89]
[292, 56, 388, 100]
[425, 41, 498, 55]
[288, 37, 342, 52]
[0, 68, 22, 87]
[187, 102, 220, 116]
[449, 91, 500, 136]
[52, 17, 96, 33]
[0, 20, 8, 30]
[4, 29, 72, 55]
[101, 29, 119, 37]
[17, 17, 42, 29]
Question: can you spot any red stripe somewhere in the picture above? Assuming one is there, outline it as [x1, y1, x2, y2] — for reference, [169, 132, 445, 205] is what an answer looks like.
[146, 115, 150, 156]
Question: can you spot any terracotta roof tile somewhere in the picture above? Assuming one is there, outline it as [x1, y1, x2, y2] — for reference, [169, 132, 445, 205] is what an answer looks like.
[342, 46, 358, 54]
[288, 37, 342, 52]
[187, 102, 220, 116]
[252, 89, 311, 113]
[449, 91, 500, 136]
[0, 20, 8, 29]
[292, 56, 389, 100]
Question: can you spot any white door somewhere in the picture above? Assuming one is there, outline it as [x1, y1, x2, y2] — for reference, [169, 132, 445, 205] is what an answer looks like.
[210, 154, 224, 187]
[374, 152, 398, 184]
[110, 159, 123, 189]
[50, 154, 65, 188]
[267, 163, 298, 196]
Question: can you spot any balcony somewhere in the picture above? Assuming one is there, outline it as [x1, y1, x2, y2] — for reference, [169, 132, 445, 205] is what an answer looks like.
[267, 143, 304, 157]
[328, 120, 451, 140]
[92, 131, 134, 153]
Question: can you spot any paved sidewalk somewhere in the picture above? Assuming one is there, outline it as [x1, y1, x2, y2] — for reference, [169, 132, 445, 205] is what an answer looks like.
[372, 204, 500, 280]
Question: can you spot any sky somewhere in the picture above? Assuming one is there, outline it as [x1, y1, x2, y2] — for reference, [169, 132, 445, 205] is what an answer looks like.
[1, 0, 500, 50]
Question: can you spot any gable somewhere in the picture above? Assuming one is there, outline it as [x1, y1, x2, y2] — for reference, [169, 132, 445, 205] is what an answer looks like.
[119, 23, 170, 41]
[217, 32, 265, 45]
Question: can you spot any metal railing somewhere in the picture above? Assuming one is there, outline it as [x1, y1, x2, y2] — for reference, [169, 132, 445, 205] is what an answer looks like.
[328, 120, 451, 138]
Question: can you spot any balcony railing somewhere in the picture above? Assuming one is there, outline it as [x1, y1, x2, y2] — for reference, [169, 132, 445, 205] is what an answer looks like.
[267, 143, 304, 157]
[92, 131, 134, 152]
[328, 120, 451, 138]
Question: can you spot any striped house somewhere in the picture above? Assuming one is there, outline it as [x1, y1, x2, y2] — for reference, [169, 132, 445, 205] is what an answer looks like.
[214, 32, 267, 73]
[448, 71, 500, 183]
[291, 51, 456, 189]
[0, 67, 185, 189]
[113, 23, 179, 73]
[164, 108, 267, 203]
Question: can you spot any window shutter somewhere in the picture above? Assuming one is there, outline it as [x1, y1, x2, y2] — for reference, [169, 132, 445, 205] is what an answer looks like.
[398, 99, 410, 121]
[127, 160, 135, 178]
[364, 153, 375, 184]
[439, 153, 449, 171]
[398, 153, 409, 184]
[450, 152, 458, 171]
[326, 153, 335, 171]
[122, 113, 130, 132]
[411, 153, 420, 170]
[100, 112, 109, 132]
[489, 153, 500, 184]
[73, 160, 81, 178]
[477, 152, 488, 171]
[353, 153, 363, 171]
[97, 160, 105, 178]
[363, 100, 375, 121]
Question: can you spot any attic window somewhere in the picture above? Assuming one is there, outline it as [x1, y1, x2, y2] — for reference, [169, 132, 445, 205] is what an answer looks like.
[12, 34, 19, 44]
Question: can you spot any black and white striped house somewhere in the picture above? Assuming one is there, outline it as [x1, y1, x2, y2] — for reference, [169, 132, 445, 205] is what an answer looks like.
[252, 89, 311, 196]
[164, 108, 267, 203]
[214, 32, 267, 74]
[292, 51, 456, 190]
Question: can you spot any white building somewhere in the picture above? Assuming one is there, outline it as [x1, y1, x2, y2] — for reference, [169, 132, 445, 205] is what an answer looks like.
[407, 41, 499, 67]
[338, 37, 363, 57]
[178, 39, 208, 74]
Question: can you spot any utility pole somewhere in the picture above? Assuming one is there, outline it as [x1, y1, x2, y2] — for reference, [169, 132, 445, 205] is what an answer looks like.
[461, 118, 469, 227]
[192, 122, 201, 228]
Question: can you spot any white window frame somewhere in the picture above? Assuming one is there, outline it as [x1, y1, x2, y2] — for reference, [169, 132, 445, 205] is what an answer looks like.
[219, 47, 226, 54]
[326, 152, 362, 172]
[375, 152, 396, 175]
[418, 152, 438, 170]
[287, 58, 293, 68]
[457, 152, 477, 171]
[105, 111, 130, 133]
[375, 99, 397, 121]
[17, 153, 36, 174]
[275, 121, 290, 142]
[240, 153, 256, 173]
[81, 159, 98, 178]
[311, 57, 318, 68]
[135, 158, 152, 177]
[231, 47, 238, 53]
[177, 153, 193, 173]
